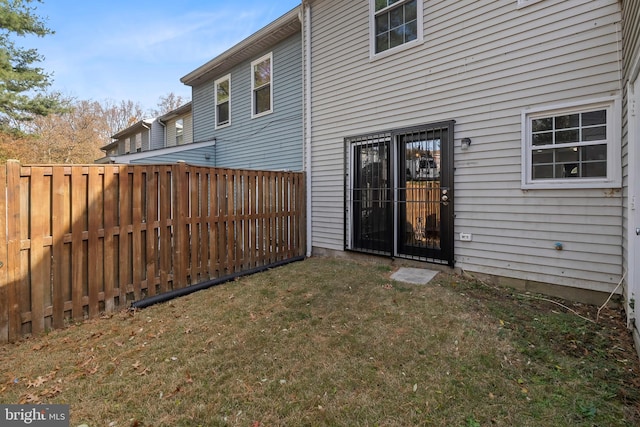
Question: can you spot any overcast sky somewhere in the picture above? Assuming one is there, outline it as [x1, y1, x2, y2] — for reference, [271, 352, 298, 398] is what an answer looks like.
[23, 0, 300, 112]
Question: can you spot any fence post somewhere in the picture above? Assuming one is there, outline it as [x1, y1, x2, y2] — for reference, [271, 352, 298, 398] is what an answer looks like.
[5, 160, 22, 341]
[173, 162, 188, 289]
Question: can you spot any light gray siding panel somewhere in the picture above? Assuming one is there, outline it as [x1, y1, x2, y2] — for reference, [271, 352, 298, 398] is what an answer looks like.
[150, 120, 164, 150]
[129, 146, 214, 167]
[192, 83, 216, 142]
[309, 0, 624, 290]
[190, 33, 303, 171]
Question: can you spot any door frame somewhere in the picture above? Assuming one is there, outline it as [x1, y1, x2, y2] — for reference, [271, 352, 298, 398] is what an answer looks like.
[344, 120, 455, 266]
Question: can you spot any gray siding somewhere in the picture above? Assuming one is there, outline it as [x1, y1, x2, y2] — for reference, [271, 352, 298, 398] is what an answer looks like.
[150, 119, 165, 150]
[308, 0, 623, 292]
[191, 33, 303, 171]
[129, 145, 215, 167]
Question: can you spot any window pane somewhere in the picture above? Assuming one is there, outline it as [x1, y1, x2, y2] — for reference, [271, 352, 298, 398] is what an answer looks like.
[582, 126, 606, 141]
[375, 0, 387, 12]
[405, 20, 417, 42]
[217, 80, 229, 103]
[558, 163, 579, 178]
[584, 144, 607, 161]
[390, 6, 403, 28]
[405, 0, 417, 21]
[255, 85, 270, 114]
[555, 114, 579, 129]
[532, 132, 552, 146]
[375, 14, 388, 33]
[532, 164, 553, 179]
[582, 110, 606, 126]
[376, 33, 389, 53]
[532, 117, 552, 132]
[253, 59, 271, 88]
[556, 129, 579, 144]
[217, 102, 229, 125]
[583, 161, 607, 177]
[532, 149, 552, 164]
[390, 26, 404, 49]
[555, 147, 579, 163]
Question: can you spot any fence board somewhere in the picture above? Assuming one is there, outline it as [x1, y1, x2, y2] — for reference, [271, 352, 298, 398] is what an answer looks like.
[71, 167, 85, 321]
[103, 166, 117, 312]
[0, 162, 305, 341]
[0, 163, 7, 342]
[87, 167, 101, 317]
[29, 167, 46, 334]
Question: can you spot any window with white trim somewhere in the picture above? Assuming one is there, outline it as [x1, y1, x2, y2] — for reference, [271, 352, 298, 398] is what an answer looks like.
[521, 98, 621, 189]
[176, 119, 184, 145]
[251, 53, 272, 117]
[371, 0, 422, 56]
[215, 74, 230, 128]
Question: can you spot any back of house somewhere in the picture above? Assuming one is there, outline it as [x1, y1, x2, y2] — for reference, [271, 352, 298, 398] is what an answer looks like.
[304, 0, 625, 303]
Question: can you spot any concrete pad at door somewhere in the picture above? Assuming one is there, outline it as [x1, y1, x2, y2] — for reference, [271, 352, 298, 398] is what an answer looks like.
[391, 267, 438, 285]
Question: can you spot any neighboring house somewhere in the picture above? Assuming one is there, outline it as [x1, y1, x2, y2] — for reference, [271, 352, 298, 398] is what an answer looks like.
[180, 6, 303, 171]
[302, 0, 628, 304]
[96, 103, 211, 165]
[621, 0, 640, 351]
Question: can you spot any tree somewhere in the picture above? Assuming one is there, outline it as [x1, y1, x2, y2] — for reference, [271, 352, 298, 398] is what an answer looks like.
[27, 98, 106, 163]
[149, 92, 189, 117]
[0, 0, 64, 130]
[101, 98, 144, 138]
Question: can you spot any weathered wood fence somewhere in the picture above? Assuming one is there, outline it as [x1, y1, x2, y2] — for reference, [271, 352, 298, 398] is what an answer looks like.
[0, 161, 306, 342]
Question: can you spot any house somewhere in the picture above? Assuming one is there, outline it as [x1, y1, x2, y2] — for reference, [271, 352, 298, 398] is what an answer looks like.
[621, 0, 640, 351]
[96, 103, 213, 165]
[180, 6, 303, 172]
[302, 0, 630, 307]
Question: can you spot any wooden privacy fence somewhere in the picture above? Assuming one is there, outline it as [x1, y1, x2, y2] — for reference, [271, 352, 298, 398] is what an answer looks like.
[0, 160, 306, 342]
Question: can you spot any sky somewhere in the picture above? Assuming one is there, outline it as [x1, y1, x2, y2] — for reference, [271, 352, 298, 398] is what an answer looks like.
[22, 0, 301, 113]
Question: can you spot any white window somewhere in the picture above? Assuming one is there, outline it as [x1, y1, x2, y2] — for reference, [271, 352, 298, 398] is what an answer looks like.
[215, 74, 230, 128]
[176, 119, 184, 145]
[135, 133, 142, 152]
[370, 0, 423, 57]
[521, 97, 621, 189]
[251, 53, 272, 117]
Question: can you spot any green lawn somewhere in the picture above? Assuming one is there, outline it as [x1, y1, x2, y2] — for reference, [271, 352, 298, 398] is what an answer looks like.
[0, 257, 638, 426]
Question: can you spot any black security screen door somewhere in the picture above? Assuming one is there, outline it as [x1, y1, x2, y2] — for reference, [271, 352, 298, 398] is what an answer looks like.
[347, 121, 454, 265]
[351, 136, 392, 254]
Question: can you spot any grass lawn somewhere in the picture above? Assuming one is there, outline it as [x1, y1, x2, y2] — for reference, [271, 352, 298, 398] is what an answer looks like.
[0, 257, 639, 426]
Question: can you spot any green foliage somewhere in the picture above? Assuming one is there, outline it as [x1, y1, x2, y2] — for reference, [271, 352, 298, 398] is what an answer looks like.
[0, 0, 63, 129]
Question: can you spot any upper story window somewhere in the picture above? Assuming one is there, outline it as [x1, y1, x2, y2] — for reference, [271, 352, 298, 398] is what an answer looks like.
[135, 133, 142, 152]
[521, 97, 621, 189]
[215, 74, 231, 128]
[251, 52, 273, 117]
[176, 119, 184, 145]
[372, 0, 422, 56]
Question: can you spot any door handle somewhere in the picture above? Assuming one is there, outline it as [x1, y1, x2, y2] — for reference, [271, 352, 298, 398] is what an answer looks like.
[636, 228, 640, 236]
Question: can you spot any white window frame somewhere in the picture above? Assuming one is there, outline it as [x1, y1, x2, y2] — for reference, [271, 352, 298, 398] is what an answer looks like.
[521, 96, 621, 189]
[369, 0, 423, 59]
[251, 52, 273, 118]
[215, 74, 231, 129]
[175, 119, 184, 146]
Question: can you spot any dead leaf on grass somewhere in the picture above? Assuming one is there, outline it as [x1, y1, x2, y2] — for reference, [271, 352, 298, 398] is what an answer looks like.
[26, 376, 47, 388]
[19, 393, 40, 404]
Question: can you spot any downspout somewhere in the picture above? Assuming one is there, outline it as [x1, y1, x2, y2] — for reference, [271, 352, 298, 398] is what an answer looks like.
[304, 1, 313, 258]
